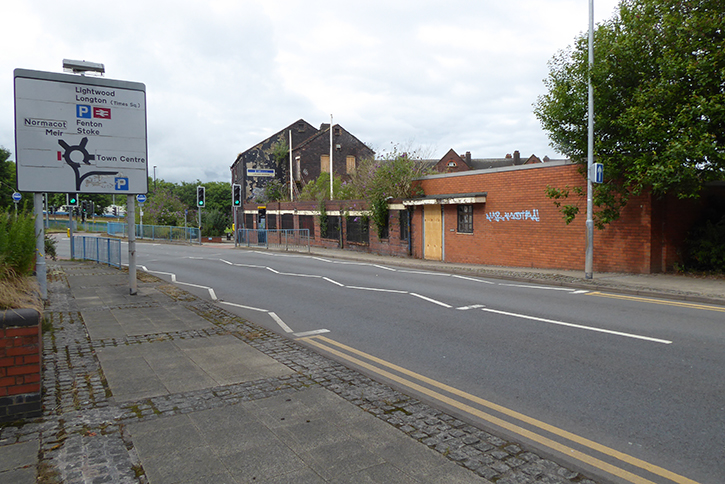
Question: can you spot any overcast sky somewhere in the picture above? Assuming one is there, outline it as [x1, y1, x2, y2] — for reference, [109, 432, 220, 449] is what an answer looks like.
[2, 0, 621, 184]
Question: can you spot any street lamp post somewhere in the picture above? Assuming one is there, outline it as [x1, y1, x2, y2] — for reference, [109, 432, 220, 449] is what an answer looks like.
[585, 0, 595, 279]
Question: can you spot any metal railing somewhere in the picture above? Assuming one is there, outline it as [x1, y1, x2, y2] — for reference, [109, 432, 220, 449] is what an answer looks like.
[237, 229, 310, 253]
[72, 236, 122, 268]
[107, 222, 199, 242]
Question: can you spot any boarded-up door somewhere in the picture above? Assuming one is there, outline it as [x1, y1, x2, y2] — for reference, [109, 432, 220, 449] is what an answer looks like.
[424, 205, 442, 261]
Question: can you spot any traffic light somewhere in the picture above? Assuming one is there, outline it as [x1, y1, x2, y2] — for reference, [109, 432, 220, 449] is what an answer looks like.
[232, 184, 242, 206]
[82, 201, 88, 213]
[197, 186, 205, 207]
[67, 193, 79, 206]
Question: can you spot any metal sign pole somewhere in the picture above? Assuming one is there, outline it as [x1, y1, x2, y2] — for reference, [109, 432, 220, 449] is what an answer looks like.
[34, 193, 47, 300]
[127, 195, 137, 295]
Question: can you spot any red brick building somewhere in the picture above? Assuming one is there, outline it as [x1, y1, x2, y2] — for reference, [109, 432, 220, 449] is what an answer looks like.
[405, 159, 712, 273]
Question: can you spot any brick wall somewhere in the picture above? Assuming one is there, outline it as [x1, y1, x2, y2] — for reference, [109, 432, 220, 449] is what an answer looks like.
[413, 162, 657, 273]
[0, 308, 42, 422]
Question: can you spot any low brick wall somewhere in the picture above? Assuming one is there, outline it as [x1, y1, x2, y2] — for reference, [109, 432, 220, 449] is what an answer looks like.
[0, 308, 42, 422]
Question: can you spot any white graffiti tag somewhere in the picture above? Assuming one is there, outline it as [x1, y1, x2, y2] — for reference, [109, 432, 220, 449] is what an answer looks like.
[486, 209, 540, 222]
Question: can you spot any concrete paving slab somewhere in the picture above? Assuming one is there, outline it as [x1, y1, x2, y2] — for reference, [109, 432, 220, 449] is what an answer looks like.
[0, 440, 38, 484]
[96, 334, 293, 402]
[128, 386, 490, 484]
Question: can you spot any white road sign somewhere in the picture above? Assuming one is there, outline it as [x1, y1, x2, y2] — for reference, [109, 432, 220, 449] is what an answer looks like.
[14, 69, 148, 194]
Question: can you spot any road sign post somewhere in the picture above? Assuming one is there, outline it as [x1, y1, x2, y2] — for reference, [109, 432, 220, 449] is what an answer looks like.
[12, 192, 21, 216]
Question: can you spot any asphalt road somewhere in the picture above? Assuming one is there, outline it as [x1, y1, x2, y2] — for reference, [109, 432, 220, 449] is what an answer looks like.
[56, 238, 725, 484]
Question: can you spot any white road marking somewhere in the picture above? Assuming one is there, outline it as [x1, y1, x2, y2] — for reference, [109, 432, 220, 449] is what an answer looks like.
[347, 286, 408, 294]
[269, 312, 293, 333]
[452, 275, 495, 284]
[294, 329, 330, 337]
[176, 281, 217, 301]
[497, 283, 576, 292]
[323, 277, 345, 287]
[481, 308, 672, 344]
[571, 290, 590, 295]
[457, 304, 486, 310]
[219, 301, 268, 312]
[409, 293, 452, 308]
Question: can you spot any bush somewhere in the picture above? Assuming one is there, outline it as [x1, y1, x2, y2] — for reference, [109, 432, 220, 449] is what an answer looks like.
[0, 211, 36, 279]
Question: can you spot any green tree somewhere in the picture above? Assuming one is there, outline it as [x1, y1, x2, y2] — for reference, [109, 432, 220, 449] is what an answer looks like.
[140, 187, 185, 226]
[534, 0, 725, 226]
[0, 147, 16, 211]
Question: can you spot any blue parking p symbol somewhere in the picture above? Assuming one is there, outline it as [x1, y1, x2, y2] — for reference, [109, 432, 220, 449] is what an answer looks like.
[77, 105, 91, 118]
[115, 177, 129, 190]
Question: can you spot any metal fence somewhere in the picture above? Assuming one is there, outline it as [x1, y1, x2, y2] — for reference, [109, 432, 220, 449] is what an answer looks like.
[237, 229, 310, 253]
[72, 236, 122, 268]
[107, 222, 199, 242]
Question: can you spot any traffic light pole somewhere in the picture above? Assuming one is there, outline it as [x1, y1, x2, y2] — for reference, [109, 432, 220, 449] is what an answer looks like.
[69, 206, 74, 259]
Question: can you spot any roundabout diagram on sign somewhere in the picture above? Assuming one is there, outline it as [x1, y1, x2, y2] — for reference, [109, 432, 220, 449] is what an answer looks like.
[58, 136, 118, 190]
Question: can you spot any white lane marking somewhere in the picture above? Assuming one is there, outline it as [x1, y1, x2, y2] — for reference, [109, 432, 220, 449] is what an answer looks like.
[176, 281, 217, 301]
[277, 272, 322, 278]
[266, 267, 280, 274]
[323, 277, 345, 287]
[219, 301, 268, 313]
[452, 275, 495, 284]
[409, 293, 452, 308]
[347, 286, 408, 294]
[457, 304, 486, 310]
[372, 264, 397, 271]
[294, 329, 331, 337]
[398, 270, 450, 276]
[143, 268, 177, 283]
[497, 283, 576, 292]
[481, 308, 673, 344]
[220, 259, 233, 265]
[571, 290, 590, 295]
[188, 257, 204, 259]
[269, 312, 293, 333]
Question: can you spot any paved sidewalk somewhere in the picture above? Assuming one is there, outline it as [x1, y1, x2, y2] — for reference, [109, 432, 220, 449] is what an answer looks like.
[1, 260, 605, 484]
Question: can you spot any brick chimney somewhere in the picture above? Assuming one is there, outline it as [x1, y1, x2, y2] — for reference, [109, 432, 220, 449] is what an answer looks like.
[513, 151, 521, 164]
[465, 151, 471, 164]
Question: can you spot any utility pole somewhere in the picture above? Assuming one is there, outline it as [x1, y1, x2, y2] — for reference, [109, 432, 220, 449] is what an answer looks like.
[585, 0, 595, 279]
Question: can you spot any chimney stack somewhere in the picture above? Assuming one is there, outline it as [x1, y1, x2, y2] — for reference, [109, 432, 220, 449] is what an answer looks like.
[514, 151, 521, 164]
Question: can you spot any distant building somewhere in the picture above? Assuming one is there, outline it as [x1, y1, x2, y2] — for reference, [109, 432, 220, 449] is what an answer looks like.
[230, 119, 374, 202]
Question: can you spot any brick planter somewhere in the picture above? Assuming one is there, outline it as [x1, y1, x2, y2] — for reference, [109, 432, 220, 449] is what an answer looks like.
[0, 308, 42, 422]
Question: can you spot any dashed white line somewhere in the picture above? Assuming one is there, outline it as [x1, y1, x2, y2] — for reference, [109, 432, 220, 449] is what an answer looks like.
[481, 308, 672, 344]
[409, 293, 452, 308]
[323, 277, 345, 287]
[348, 286, 408, 294]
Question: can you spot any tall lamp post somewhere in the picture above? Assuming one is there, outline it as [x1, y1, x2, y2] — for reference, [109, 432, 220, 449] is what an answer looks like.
[585, 0, 595, 279]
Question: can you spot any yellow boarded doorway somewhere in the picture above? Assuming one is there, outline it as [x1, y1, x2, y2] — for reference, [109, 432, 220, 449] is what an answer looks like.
[424, 205, 442, 261]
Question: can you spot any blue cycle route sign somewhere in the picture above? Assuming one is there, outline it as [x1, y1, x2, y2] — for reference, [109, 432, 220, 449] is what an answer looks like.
[136, 194, 147, 204]
[12, 192, 22, 203]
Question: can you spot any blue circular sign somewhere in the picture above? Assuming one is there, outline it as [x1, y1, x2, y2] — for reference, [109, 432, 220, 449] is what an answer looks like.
[136, 194, 147, 204]
[12, 192, 22, 202]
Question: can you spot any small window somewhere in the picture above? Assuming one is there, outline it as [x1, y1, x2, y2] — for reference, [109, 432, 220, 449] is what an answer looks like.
[399, 210, 409, 241]
[457, 205, 473, 233]
[448, 161, 457, 167]
[334, 127, 341, 136]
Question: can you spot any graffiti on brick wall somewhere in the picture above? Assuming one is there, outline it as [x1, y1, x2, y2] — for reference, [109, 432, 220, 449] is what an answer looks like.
[486, 209, 540, 222]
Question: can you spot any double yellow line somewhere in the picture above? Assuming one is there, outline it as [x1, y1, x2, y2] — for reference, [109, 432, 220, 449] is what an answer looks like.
[299, 335, 700, 484]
